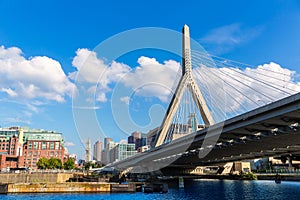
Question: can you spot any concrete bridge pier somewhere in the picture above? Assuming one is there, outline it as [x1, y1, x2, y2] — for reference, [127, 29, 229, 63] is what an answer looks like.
[179, 176, 184, 188]
[288, 156, 293, 170]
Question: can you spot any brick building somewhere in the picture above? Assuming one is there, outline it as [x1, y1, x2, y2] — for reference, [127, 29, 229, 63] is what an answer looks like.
[0, 127, 66, 170]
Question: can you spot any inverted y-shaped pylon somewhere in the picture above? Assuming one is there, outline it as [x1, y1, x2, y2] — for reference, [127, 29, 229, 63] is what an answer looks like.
[154, 25, 214, 147]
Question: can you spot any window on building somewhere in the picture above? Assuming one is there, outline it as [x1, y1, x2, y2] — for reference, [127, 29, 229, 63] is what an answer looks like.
[55, 142, 59, 150]
[34, 142, 39, 150]
[42, 142, 47, 150]
[50, 142, 54, 150]
[28, 142, 32, 150]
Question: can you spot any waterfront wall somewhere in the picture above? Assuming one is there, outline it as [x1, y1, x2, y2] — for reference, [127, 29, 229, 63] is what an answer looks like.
[0, 182, 138, 193]
[0, 182, 111, 193]
[0, 173, 74, 183]
[256, 173, 300, 181]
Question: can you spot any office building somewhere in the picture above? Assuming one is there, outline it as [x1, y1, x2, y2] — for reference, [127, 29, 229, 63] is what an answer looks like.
[111, 143, 136, 162]
[93, 140, 102, 161]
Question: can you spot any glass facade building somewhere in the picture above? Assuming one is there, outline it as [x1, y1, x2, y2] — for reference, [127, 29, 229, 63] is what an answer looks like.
[111, 143, 136, 162]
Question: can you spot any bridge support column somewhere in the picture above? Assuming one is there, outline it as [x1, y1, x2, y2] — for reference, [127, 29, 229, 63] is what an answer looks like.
[288, 156, 293, 171]
[179, 176, 184, 188]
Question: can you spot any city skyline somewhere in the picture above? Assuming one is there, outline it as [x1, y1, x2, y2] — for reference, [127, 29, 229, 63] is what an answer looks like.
[1, 1, 300, 159]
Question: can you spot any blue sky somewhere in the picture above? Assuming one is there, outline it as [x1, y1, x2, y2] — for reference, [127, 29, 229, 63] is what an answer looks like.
[0, 0, 300, 158]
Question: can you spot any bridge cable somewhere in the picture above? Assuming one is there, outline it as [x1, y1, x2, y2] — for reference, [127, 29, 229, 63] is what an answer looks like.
[191, 51, 299, 95]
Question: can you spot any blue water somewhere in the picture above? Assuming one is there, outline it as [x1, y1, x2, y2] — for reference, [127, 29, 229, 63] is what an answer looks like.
[1, 179, 300, 200]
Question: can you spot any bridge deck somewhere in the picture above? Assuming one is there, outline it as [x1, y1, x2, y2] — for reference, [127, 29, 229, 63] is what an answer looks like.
[110, 92, 300, 170]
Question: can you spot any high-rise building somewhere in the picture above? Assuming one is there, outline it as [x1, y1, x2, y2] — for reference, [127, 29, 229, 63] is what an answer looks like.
[128, 135, 134, 144]
[136, 137, 147, 150]
[104, 138, 112, 149]
[102, 140, 116, 165]
[132, 131, 141, 140]
[128, 131, 147, 150]
[93, 140, 102, 161]
[85, 138, 92, 162]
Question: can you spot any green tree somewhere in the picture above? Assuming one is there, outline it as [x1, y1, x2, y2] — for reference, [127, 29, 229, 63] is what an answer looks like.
[84, 161, 93, 170]
[48, 157, 63, 169]
[94, 162, 102, 168]
[37, 157, 49, 169]
[242, 172, 257, 180]
[64, 158, 75, 170]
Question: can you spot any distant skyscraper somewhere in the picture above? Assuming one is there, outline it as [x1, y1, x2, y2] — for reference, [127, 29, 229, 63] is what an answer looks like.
[128, 131, 141, 149]
[128, 135, 134, 144]
[132, 131, 141, 139]
[85, 138, 92, 162]
[102, 140, 116, 165]
[93, 140, 102, 161]
[127, 131, 146, 150]
[104, 138, 112, 149]
[136, 137, 147, 150]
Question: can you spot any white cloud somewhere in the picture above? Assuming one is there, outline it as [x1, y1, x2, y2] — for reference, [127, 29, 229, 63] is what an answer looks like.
[70, 48, 131, 102]
[200, 23, 263, 54]
[72, 106, 100, 110]
[121, 56, 181, 102]
[1, 88, 18, 97]
[193, 62, 300, 119]
[64, 142, 76, 147]
[70, 48, 299, 120]
[3, 117, 31, 125]
[0, 45, 75, 102]
[70, 50, 180, 103]
[120, 96, 130, 105]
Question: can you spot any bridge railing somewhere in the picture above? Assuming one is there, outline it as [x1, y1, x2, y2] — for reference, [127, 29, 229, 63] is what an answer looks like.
[261, 169, 300, 174]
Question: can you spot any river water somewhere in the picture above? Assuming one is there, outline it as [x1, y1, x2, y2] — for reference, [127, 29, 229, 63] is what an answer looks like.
[1, 179, 300, 200]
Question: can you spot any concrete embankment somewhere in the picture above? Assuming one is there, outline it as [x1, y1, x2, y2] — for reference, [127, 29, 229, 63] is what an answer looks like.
[0, 173, 74, 183]
[256, 173, 300, 181]
[0, 182, 137, 194]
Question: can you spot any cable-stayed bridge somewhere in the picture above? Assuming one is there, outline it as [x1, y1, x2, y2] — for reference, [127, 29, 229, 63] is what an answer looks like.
[108, 25, 300, 173]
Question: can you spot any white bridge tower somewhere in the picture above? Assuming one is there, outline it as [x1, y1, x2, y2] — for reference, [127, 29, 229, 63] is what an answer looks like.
[155, 25, 214, 147]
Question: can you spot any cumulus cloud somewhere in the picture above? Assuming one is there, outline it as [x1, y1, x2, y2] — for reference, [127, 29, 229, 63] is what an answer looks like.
[121, 56, 181, 102]
[0, 45, 75, 102]
[69, 48, 131, 102]
[70, 49, 180, 103]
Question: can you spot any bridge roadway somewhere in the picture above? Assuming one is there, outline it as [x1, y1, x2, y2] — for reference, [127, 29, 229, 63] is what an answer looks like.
[110, 92, 300, 172]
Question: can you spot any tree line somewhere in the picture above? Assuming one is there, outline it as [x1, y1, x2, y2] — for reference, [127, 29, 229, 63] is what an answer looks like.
[36, 157, 75, 170]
